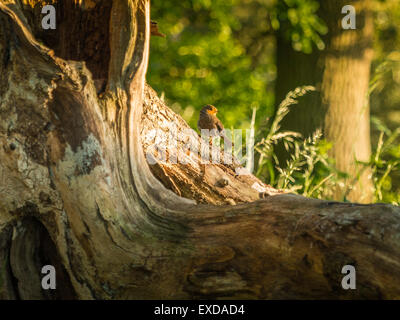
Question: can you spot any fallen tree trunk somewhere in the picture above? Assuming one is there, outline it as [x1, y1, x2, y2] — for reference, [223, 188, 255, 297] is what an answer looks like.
[0, 0, 399, 300]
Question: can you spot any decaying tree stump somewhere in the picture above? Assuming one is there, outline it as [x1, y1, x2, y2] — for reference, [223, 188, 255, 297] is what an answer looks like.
[0, 0, 399, 300]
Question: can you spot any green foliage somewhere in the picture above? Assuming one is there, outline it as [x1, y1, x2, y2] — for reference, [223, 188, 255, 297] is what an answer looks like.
[271, 0, 327, 53]
[371, 0, 400, 133]
[255, 88, 400, 204]
[369, 118, 400, 204]
[149, 0, 326, 132]
[255, 87, 345, 200]
[149, 0, 275, 132]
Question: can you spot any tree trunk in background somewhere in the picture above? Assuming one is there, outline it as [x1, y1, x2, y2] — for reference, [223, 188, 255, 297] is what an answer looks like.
[274, 0, 374, 203]
[275, 37, 324, 140]
[273, 33, 325, 172]
[0, 0, 399, 300]
[321, 0, 374, 203]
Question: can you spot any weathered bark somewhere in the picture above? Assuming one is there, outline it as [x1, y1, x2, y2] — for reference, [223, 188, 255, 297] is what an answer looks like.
[275, 0, 374, 203]
[0, 0, 399, 300]
[141, 84, 280, 205]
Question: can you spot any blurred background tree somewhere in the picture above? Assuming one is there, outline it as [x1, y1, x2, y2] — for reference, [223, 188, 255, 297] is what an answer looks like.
[148, 0, 400, 204]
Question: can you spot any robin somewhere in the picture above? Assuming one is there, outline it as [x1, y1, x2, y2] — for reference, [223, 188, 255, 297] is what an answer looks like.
[150, 21, 165, 37]
[197, 105, 232, 181]
[197, 105, 231, 143]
